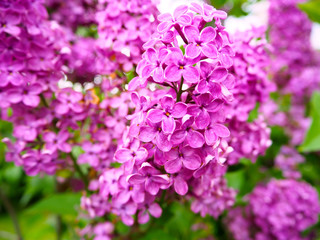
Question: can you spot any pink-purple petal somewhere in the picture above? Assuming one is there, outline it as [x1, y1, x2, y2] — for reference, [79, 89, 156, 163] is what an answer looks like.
[182, 66, 200, 83]
[127, 174, 146, 185]
[201, 44, 218, 58]
[147, 109, 163, 123]
[184, 25, 199, 43]
[185, 44, 201, 59]
[164, 158, 182, 173]
[171, 102, 187, 118]
[174, 176, 188, 195]
[183, 154, 201, 170]
[145, 178, 160, 195]
[162, 116, 176, 134]
[164, 64, 182, 82]
[139, 126, 157, 142]
[115, 149, 133, 163]
[148, 203, 162, 218]
[187, 130, 205, 148]
[211, 124, 230, 137]
[195, 110, 210, 129]
[200, 27, 216, 43]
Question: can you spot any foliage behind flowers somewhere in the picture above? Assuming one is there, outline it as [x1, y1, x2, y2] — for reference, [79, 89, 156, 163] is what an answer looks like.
[0, 0, 320, 240]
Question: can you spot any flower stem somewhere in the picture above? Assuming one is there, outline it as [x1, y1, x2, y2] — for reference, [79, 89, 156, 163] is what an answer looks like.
[174, 24, 188, 45]
[0, 187, 23, 240]
[69, 153, 89, 191]
[176, 77, 184, 102]
[40, 94, 49, 108]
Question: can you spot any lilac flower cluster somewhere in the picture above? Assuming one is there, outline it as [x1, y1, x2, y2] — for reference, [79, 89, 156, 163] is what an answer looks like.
[0, 0, 133, 182]
[269, 0, 313, 77]
[80, 222, 114, 240]
[265, 0, 320, 177]
[227, 116, 271, 165]
[81, 3, 238, 226]
[45, 0, 97, 30]
[96, 0, 160, 73]
[224, 27, 273, 165]
[267, 0, 319, 144]
[275, 146, 305, 179]
[0, 0, 69, 175]
[227, 179, 320, 240]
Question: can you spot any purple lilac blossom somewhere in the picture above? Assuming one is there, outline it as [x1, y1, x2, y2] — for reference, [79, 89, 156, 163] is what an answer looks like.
[226, 179, 320, 240]
[103, 3, 238, 225]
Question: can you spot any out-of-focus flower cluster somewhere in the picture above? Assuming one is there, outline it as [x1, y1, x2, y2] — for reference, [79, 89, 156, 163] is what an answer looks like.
[96, 0, 160, 73]
[263, 0, 320, 178]
[1, 0, 319, 238]
[45, 0, 97, 30]
[1, 0, 68, 175]
[226, 27, 273, 165]
[82, 3, 240, 226]
[227, 179, 320, 240]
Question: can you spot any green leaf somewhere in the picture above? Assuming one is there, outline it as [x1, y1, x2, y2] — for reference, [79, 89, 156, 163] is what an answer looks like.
[139, 229, 172, 240]
[300, 92, 320, 152]
[20, 175, 55, 206]
[26, 193, 81, 216]
[247, 103, 260, 122]
[299, 0, 320, 24]
[225, 170, 244, 190]
[71, 146, 85, 159]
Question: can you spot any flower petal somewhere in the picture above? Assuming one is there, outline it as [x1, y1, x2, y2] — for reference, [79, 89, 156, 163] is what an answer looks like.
[201, 44, 218, 58]
[147, 109, 163, 123]
[195, 110, 210, 129]
[145, 178, 160, 195]
[115, 149, 133, 163]
[185, 44, 201, 59]
[164, 64, 182, 82]
[184, 25, 199, 43]
[174, 176, 188, 195]
[187, 130, 205, 148]
[204, 128, 218, 146]
[164, 158, 182, 173]
[209, 67, 228, 82]
[183, 66, 200, 83]
[139, 126, 157, 142]
[170, 130, 187, 145]
[211, 124, 230, 137]
[127, 174, 146, 185]
[171, 102, 187, 118]
[160, 95, 175, 110]
[200, 27, 216, 43]
[162, 116, 176, 134]
[156, 132, 172, 152]
[183, 154, 201, 170]
[173, 5, 189, 19]
[148, 203, 162, 218]
[145, 48, 157, 63]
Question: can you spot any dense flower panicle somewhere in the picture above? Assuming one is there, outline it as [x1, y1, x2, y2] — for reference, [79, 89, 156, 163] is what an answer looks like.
[84, 3, 238, 226]
[226, 179, 320, 240]
[3, 0, 317, 237]
[223, 27, 273, 165]
[0, 0, 70, 175]
[79, 222, 114, 240]
[0, 0, 132, 179]
[45, 0, 97, 30]
[96, 0, 160, 74]
[265, 0, 319, 180]
[269, 0, 313, 77]
[191, 176, 236, 218]
[267, 0, 320, 144]
[227, 117, 272, 165]
[275, 146, 304, 179]
[227, 27, 274, 121]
